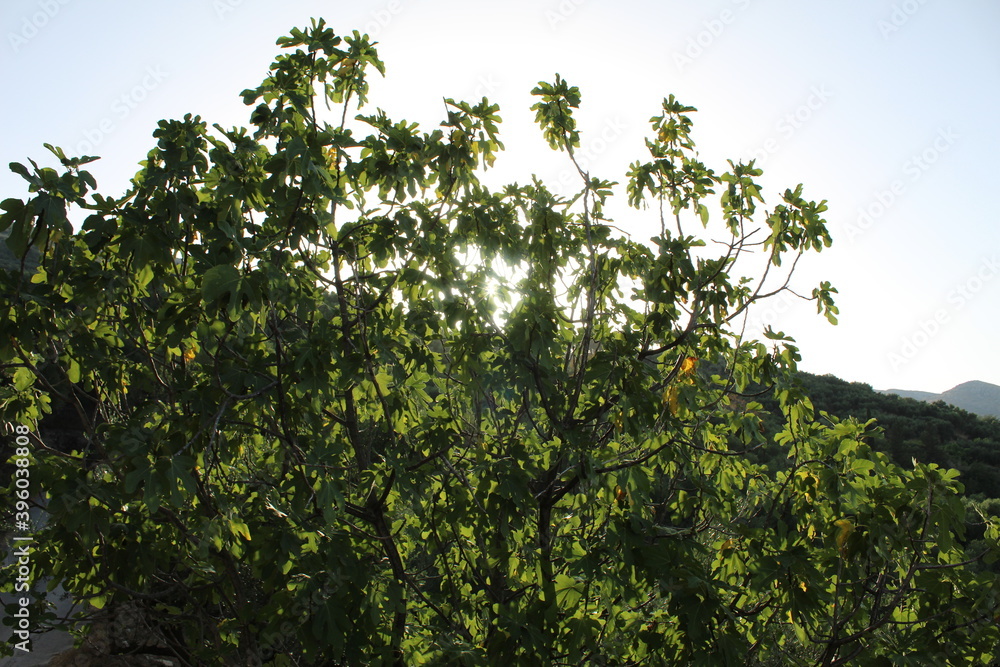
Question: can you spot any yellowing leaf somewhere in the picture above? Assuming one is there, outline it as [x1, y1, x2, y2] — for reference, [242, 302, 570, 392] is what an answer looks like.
[834, 518, 854, 555]
[680, 356, 697, 376]
[795, 470, 818, 502]
[664, 386, 679, 415]
[230, 520, 251, 541]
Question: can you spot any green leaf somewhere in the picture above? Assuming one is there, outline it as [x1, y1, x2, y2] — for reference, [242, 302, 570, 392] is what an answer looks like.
[13, 366, 34, 391]
[554, 573, 582, 606]
[66, 358, 81, 384]
[201, 264, 242, 303]
[850, 458, 875, 476]
[136, 264, 155, 289]
[124, 465, 149, 494]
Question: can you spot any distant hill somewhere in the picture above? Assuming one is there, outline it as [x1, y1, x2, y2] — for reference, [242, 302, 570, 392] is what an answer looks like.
[880, 381, 1000, 419]
[0, 227, 20, 272]
[0, 226, 40, 274]
[883, 388, 937, 402]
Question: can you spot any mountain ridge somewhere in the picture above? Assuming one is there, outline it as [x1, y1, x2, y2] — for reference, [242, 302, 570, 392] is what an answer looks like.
[879, 380, 1000, 419]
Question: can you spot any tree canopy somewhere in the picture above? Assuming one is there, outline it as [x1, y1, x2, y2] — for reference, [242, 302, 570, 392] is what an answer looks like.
[3, 19, 1000, 666]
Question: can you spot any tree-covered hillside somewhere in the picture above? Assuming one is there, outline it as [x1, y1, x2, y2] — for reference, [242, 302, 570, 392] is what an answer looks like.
[788, 373, 1000, 499]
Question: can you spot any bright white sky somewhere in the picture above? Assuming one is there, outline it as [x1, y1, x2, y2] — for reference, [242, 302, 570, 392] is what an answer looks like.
[2, 0, 998, 394]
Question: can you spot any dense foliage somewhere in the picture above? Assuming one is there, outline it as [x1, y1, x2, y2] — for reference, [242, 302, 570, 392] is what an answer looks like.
[3, 20, 1000, 665]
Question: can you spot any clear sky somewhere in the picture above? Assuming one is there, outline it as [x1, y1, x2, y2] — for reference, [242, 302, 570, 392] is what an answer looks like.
[2, 0, 998, 393]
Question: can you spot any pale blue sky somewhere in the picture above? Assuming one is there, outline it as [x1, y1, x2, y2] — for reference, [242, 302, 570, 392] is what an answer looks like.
[2, 0, 998, 393]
